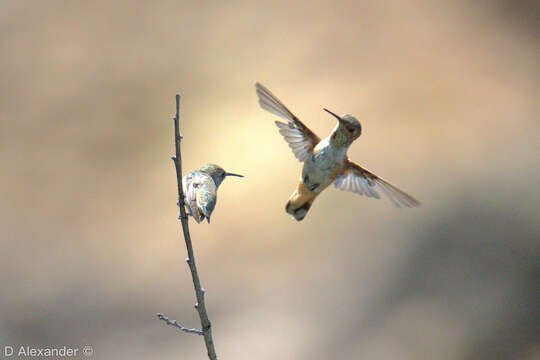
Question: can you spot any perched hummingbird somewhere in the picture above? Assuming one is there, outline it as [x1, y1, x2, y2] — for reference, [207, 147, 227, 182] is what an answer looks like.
[182, 164, 243, 224]
[255, 82, 420, 221]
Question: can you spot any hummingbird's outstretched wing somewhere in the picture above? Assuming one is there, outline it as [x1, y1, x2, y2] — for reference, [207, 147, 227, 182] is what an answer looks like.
[255, 82, 320, 162]
[334, 161, 421, 208]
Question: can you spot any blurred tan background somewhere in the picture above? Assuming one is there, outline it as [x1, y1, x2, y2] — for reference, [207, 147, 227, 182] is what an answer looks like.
[1, 1, 539, 359]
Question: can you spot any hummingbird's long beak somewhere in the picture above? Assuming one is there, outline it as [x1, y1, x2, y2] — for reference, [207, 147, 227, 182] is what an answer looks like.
[225, 172, 244, 178]
[323, 108, 343, 122]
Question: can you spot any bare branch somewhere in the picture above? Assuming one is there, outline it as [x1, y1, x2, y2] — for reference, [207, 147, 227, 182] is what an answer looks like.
[157, 94, 218, 360]
[156, 313, 203, 335]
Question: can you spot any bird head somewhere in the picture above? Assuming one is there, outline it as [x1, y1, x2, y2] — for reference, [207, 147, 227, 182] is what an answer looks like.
[200, 164, 244, 188]
[324, 108, 362, 144]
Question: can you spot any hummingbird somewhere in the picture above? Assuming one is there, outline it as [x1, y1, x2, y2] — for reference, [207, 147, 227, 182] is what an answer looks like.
[182, 164, 243, 224]
[255, 82, 420, 221]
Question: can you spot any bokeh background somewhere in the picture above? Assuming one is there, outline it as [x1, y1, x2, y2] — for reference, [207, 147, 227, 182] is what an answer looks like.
[1, 1, 539, 359]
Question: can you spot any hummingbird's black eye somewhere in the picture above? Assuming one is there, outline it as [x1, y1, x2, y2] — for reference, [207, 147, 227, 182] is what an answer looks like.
[346, 126, 355, 133]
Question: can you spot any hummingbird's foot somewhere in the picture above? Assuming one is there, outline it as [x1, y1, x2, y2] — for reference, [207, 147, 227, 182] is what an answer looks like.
[178, 211, 194, 220]
[177, 196, 195, 220]
[176, 197, 188, 206]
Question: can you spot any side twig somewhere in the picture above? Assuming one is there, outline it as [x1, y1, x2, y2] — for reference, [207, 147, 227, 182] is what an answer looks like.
[157, 94, 218, 360]
[156, 313, 203, 335]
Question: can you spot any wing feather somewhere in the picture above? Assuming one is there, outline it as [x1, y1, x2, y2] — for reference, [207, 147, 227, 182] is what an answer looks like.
[182, 172, 205, 223]
[353, 177, 363, 195]
[256, 83, 320, 162]
[334, 161, 420, 208]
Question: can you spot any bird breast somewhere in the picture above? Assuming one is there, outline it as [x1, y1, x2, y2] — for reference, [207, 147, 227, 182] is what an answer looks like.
[302, 138, 347, 193]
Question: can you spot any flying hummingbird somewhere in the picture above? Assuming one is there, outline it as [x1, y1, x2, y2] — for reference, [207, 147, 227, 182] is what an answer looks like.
[182, 164, 243, 224]
[255, 83, 420, 221]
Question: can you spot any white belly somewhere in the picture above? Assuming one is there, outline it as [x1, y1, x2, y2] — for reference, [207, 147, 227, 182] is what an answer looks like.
[302, 138, 346, 193]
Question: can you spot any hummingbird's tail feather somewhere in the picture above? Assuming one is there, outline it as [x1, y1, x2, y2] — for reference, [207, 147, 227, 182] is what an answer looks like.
[285, 182, 318, 221]
[191, 206, 204, 224]
[184, 197, 205, 223]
